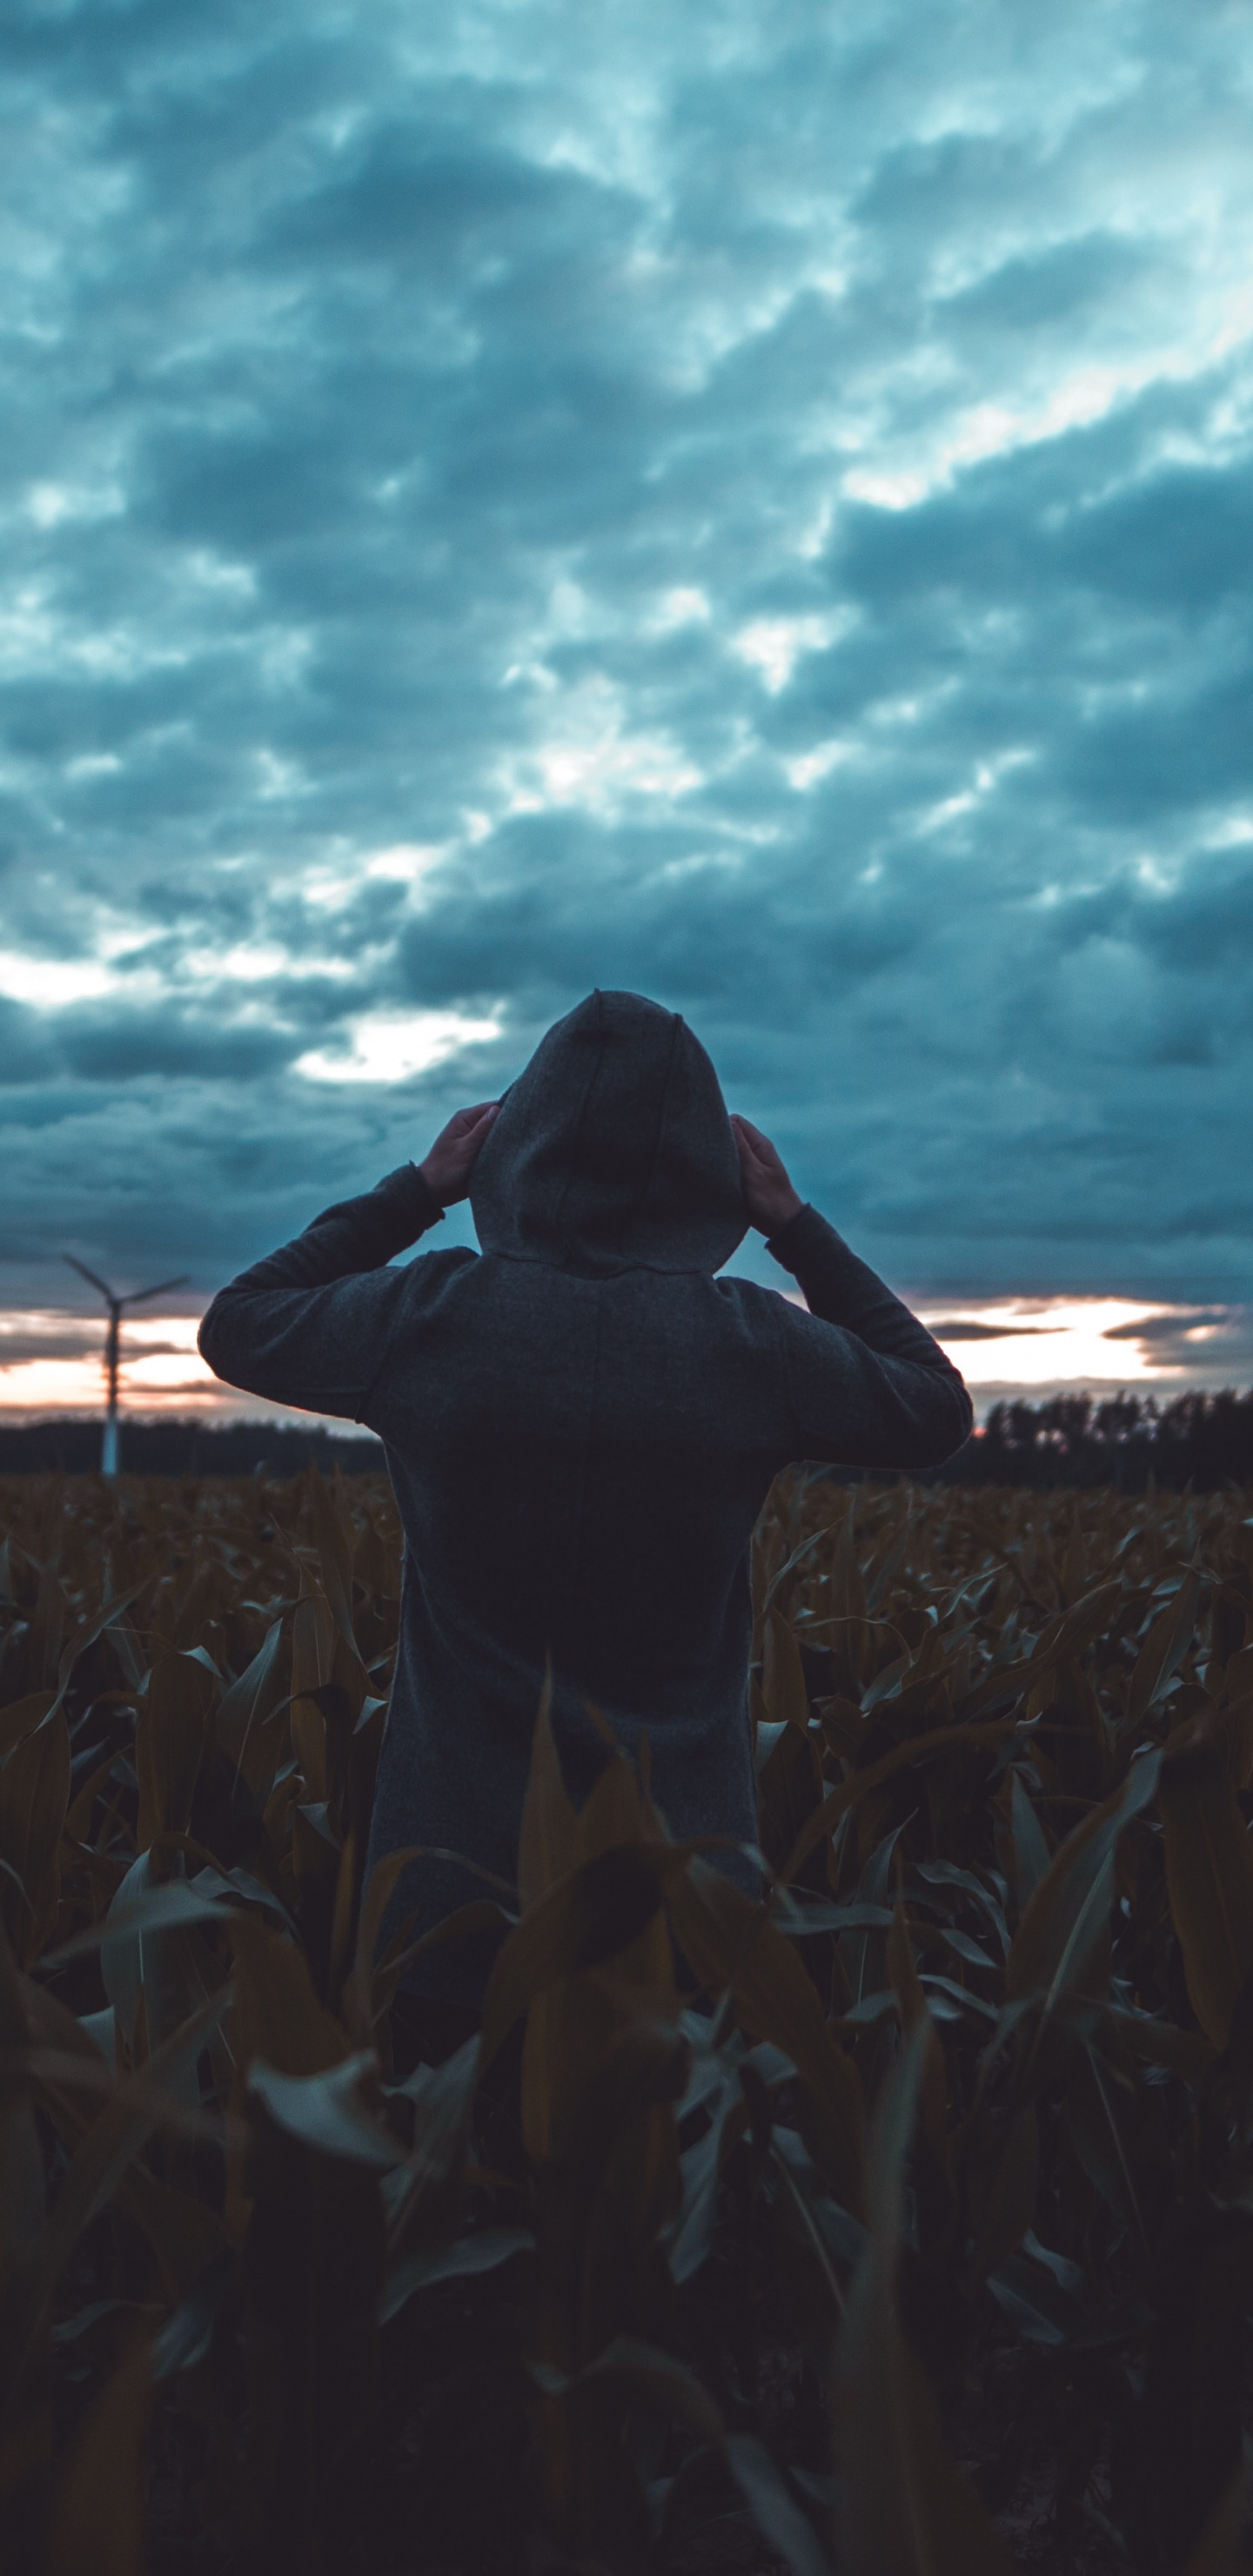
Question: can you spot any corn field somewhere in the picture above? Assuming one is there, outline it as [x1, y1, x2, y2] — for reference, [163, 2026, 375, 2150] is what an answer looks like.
[3, 1468, 1253, 2576]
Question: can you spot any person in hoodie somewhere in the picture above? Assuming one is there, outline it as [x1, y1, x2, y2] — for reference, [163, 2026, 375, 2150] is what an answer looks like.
[198, 989, 972, 2060]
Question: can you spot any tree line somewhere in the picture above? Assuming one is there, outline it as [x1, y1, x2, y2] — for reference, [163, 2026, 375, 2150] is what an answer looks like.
[1, 1389, 1251, 1486]
[938, 1387, 1253, 1489]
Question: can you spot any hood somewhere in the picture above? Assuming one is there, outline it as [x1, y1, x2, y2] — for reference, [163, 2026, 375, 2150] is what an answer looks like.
[468, 989, 748, 1276]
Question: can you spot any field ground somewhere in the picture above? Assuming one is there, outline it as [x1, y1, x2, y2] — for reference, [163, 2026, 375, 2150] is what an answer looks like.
[2, 1471, 1252, 2574]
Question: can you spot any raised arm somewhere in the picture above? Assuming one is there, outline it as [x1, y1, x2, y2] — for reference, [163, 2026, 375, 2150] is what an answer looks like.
[732, 1116, 972, 1471]
[198, 1101, 498, 1419]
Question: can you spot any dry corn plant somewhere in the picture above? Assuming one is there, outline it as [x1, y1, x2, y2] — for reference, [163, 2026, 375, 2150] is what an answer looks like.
[1, 1466, 1252, 2575]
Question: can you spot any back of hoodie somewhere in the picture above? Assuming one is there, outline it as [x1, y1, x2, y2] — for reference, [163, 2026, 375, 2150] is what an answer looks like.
[198, 990, 972, 2002]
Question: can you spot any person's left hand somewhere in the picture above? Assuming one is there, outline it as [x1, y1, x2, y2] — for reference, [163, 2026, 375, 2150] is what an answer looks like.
[419, 1101, 500, 1205]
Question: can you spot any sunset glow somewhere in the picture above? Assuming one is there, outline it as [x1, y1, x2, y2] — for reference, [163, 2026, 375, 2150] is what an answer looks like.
[918, 1298, 1236, 1393]
[0, 1313, 222, 1419]
[3, 1294, 1247, 1427]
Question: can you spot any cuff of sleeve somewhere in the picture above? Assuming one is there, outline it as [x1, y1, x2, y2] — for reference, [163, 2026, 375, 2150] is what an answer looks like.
[373, 1162, 445, 1240]
[765, 1202, 828, 1270]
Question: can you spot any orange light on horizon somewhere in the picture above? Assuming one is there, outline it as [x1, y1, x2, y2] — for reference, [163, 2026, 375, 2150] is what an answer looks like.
[920, 1297, 1191, 1389]
[0, 1312, 243, 1419]
[0, 1293, 1246, 1426]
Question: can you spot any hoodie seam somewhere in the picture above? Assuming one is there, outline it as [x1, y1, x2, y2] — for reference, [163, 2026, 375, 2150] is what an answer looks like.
[563, 1286, 605, 1647]
[548, 991, 609, 1267]
[625, 1010, 683, 1261]
[482, 1245, 718, 1278]
[355, 1251, 467, 1426]
[766, 1268, 806, 1458]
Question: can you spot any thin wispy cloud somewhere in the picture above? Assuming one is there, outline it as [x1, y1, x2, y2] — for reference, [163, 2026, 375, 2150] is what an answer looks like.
[1, 0, 1250, 1350]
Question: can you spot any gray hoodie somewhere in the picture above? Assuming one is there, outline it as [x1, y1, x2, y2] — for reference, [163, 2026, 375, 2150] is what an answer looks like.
[198, 989, 972, 2001]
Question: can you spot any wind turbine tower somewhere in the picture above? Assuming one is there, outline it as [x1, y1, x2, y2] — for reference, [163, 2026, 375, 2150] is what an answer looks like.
[63, 1258, 191, 1476]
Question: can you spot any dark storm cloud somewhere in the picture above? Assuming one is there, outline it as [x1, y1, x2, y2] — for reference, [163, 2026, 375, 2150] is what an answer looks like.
[922, 1320, 1045, 1342]
[1104, 1311, 1232, 1345]
[2, 0, 1251, 1325]
[1107, 1305, 1253, 1388]
[57, 1010, 297, 1084]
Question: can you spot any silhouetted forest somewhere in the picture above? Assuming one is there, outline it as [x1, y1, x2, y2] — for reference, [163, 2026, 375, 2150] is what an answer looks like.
[0, 1416, 383, 1475]
[1, 1389, 1251, 1484]
[936, 1387, 1253, 1489]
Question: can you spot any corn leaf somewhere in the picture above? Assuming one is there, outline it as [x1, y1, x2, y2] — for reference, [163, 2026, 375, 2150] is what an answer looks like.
[1005, 1748, 1161, 2004]
[832, 2027, 1015, 2576]
[48, 2339, 150, 2576]
[668, 1858, 864, 2212]
[1159, 1734, 1253, 2049]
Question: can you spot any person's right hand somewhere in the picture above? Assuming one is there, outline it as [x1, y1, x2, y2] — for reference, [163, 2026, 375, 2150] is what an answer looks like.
[731, 1115, 803, 1235]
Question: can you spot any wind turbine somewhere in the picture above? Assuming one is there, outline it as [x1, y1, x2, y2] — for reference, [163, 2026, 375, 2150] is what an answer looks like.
[63, 1257, 191, 1476]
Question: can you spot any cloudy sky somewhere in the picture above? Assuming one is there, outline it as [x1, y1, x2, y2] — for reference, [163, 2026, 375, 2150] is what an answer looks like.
[3, 0, 1252, 1412]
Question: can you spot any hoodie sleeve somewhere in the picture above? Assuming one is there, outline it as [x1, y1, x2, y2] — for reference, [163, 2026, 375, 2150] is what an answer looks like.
[765, 1203, 973, 1471]
[197, 1164, 446, 1420]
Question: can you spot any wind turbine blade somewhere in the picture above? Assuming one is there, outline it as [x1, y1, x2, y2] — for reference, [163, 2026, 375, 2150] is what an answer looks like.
[123, 1275, 191, 1308]
[63, 1253, 117, 1302]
